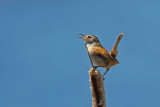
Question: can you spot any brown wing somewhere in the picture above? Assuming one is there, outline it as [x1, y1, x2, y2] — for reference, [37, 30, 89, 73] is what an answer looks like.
[111, 33, 124, 59]
[93, 45, 119, 65]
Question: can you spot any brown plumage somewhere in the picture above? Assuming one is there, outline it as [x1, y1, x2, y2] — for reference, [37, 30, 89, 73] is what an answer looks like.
[92, 45, 119, 69]
[79, 33, 124, 77]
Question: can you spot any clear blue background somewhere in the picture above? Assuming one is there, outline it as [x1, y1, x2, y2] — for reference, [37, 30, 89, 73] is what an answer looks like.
[0, 0, 160, 107]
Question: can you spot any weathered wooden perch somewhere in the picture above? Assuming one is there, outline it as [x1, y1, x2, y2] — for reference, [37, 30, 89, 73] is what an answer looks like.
[89, 67, 106, 107]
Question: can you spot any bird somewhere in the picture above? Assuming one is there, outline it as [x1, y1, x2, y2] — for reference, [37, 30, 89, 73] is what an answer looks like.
[79, 33, 124, 78]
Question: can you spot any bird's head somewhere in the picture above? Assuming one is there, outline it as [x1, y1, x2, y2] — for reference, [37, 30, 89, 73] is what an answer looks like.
[78, 34, 99, 44]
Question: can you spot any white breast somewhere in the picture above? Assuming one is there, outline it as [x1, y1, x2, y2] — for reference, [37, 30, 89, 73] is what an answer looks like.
[86, 43, 108, 67]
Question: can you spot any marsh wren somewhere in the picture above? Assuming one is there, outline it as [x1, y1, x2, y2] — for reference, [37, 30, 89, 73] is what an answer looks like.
[79, 33, 124, 77]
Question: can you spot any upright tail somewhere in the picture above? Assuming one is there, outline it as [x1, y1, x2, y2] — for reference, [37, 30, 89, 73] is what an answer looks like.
[111, 33, 124, 59]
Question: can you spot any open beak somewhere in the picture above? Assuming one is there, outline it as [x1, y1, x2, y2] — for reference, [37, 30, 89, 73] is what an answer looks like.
[78, 34, 87, 40]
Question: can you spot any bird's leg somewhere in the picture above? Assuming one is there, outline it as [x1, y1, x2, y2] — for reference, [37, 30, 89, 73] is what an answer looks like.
[92, 66, 99, 71]
[94, 66, 101, 69]
[103, 68, 110, 80]
[93, 66, 102, 70]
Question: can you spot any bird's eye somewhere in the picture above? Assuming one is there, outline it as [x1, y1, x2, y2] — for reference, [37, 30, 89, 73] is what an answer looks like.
[88, 36, 92, 38]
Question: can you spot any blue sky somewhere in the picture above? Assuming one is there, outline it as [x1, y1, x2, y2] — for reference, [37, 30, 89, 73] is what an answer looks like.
[0, 0, 160, 107]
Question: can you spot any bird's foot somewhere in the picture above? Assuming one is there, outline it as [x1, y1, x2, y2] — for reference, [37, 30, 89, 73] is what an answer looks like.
[92, 66, 99, 70]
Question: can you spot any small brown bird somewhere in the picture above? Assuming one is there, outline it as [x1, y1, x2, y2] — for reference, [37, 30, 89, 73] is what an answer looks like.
[79, 33, 124, 78]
